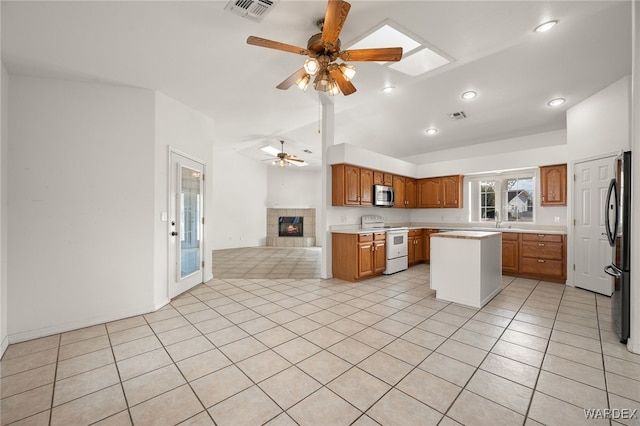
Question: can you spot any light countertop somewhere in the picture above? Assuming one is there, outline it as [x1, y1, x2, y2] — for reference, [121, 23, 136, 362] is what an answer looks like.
[430, 230, 501, 240]
[331, 223, 566, 235]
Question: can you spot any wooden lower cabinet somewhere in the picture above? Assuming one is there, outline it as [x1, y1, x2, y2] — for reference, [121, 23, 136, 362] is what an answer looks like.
[501, 232, 566, 283]
[408, 229, 424, 265]
[332, 232, 386, 282]
[501, 232, 519, 274]
[423, 229, 438, 262]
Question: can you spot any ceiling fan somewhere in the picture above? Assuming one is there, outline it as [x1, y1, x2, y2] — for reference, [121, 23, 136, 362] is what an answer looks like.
[264, 140, 306, 168]
[246, 0, 403, 96]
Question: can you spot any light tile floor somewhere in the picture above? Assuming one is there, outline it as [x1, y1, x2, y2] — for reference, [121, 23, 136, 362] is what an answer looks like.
[2, 250, 640, 425]
[213, 247, 321, 279]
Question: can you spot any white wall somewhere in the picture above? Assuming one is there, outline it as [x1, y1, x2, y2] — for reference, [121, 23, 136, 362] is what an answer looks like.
[0, 63, 8, 356]
[8, 76, 157, 342]
[154, 92, 215, 306]
[630, 3, 640, 354]
[567, 76, 631, 159]
[211, 150, 268, 249]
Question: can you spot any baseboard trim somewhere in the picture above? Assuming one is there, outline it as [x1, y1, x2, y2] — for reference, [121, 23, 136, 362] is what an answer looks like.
[7, 303, 160, 345]
[0, 334, 9, 358]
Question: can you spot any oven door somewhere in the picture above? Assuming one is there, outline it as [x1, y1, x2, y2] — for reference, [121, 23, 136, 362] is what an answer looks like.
[386, 230, 408, 258]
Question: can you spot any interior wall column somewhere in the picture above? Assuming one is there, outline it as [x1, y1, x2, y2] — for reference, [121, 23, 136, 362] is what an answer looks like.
[320, 96, 334, 279]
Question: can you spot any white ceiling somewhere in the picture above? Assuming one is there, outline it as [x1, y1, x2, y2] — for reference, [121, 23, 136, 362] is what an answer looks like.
[1, 1, 632, 170]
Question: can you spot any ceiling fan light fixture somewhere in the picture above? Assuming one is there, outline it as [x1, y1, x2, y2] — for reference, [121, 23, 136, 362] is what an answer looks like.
[296, 74, 311, 91]
[339, 63, 356, 81]
[303, 58, 320, 75]
[328, 81, 341, 96]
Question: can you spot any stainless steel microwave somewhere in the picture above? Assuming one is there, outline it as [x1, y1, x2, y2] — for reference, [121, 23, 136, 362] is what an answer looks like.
[373, 184, 395, 207]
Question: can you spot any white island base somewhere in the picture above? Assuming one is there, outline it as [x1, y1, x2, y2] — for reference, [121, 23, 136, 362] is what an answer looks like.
[430, 231, 502, 309]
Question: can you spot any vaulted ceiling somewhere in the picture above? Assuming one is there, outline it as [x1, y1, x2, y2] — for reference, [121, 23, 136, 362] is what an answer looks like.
[2, 1, 632, 170]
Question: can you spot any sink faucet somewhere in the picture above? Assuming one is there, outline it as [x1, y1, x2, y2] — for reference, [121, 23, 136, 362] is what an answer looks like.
[495, 211, 502, 228]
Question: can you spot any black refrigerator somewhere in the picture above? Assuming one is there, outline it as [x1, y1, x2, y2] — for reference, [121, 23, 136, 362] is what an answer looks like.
[604, 151, 631, 343]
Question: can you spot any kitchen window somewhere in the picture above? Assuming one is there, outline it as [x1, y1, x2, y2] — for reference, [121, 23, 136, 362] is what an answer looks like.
[469, 171, 536, 224]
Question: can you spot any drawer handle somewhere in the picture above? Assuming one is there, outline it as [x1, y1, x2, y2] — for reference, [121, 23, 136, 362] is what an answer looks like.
[538, 259, 545, 263]
[538, 234, 545, 237]
[538, 243, 545, 247]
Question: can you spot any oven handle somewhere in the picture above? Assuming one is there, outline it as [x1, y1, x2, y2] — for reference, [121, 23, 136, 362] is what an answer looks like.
[604, 264, 622, 278]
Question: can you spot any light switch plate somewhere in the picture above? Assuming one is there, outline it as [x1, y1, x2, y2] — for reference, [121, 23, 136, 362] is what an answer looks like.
[161, 212, 168, 221]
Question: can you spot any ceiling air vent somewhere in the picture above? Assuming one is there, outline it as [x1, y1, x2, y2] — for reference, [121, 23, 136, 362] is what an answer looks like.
[448, 111, 467, 120]
[224, 0, 279, 22]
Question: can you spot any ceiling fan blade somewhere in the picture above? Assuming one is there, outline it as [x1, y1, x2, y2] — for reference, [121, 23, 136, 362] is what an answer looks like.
[339, 47, 403, 62]
[276, 68, 307, 90]
[247, 36, 309, 56]
[285, 156, 305, 162]
[321, 0, 351, 47]
[329, 67, 356, 96]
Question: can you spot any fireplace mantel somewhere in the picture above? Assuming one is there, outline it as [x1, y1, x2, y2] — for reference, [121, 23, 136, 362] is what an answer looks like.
[267, 208, 316, 247]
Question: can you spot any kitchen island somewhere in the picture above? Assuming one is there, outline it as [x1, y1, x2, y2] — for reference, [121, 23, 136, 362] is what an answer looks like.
[430, 230, 502, 308]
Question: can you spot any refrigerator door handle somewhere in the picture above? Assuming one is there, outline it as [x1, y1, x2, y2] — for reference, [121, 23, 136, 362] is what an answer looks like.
[604, 178, 618, 247]
[604, 264, 623, 278]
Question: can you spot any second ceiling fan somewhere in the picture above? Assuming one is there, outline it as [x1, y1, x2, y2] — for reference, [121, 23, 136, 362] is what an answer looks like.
[247, 0, 403, 96]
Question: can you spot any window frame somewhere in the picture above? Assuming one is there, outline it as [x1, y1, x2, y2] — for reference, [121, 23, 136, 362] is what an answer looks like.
[467, 169, 537, 224]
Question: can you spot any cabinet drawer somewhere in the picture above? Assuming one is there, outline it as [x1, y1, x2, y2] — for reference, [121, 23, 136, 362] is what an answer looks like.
[358, 233, 373, 242]
[521, 242, 563, 260]
[409, 229, 423, 237]
[502, 232, 519, 241]
[520, 258, 564, 277]
[374, 232, 386, 241]
[521, 233, 563, 243]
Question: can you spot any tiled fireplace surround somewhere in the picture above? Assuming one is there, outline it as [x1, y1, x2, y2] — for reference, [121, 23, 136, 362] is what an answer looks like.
[267, 208, 316, 247]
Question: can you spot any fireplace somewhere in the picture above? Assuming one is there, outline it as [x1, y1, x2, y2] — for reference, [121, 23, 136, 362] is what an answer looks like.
[279, 216, 303, 237]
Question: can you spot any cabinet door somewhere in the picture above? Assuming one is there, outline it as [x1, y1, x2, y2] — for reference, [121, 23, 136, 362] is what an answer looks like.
[407, 236, 416, 264]
[442, 175, 463, 208]
[418, 178, 442, 208]
[393, 176, 406, 208]
[414, 232, 424, 262]
[360, 168, 374, 206]
[357, 243, 374, 278]
[502, 240, 519, 274]
[344, 165, 361, 205]
[373, 241, 386, 274]
[540, 164, 567, 206]
[383, 173, 393, 186]
[405, 178, 417, 208]
[373, 170, 384, 185]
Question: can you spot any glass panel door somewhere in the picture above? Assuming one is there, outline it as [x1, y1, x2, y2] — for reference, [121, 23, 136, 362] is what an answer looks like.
[180, 166, 201, 278]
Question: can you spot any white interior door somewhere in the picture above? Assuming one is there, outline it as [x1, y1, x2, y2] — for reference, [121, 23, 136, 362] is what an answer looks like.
[573, 156, 615, 295]
[169, 151, 205, 299]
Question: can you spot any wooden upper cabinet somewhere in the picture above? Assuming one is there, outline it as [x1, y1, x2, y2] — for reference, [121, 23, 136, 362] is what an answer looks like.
[442, 175, 463, 208]
[418, 175, 463, 208]
[418, 177, 442, 208]
[373, 170, 393, 186]
[332, 164, 373, 206]
[540, 164, 567, 206]
[360, 168, 373, 206]
[393, 176, 406, 208]
[405, 178, 417, 208]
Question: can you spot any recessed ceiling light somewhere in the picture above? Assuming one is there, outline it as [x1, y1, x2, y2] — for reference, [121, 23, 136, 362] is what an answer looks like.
[534, 20, 558, 33]
[381, 86, 395, 93]
[461, 90, 477, 100]
[547, 98, 566, 107]
[425, 128, 439, 135]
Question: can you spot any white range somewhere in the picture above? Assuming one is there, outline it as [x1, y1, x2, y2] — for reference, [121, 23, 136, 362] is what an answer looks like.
[360, 215, 409, 275]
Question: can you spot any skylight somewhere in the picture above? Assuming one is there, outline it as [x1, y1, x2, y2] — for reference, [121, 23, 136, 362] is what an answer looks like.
[348, 24, 421, 57]
[347, 22, 451, 77]
[388, 47, 450, 77]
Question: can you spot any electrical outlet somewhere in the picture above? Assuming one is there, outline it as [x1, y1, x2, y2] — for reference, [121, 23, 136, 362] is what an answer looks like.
[340, 216, 347, 223]
[554, 216, 560, 223]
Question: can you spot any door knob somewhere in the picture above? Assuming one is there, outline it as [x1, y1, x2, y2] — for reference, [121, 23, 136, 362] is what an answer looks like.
[171, 231, 179, 236]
